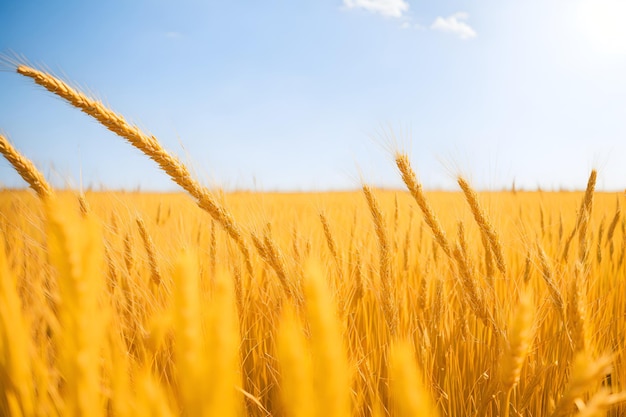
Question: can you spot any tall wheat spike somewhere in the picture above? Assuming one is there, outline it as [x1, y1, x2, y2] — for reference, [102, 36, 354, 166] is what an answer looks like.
[363, 184, 398, 334]
[458, 177, 507, 275]
[605, 199, 621, 258]
[537, 243, 565, 317]
[576, 170, 597, 263]
[395, 153, 451, 258]
[0, 133, 53, 199]
[320, 212, 343, 279]
[15, 64, 253, 275]
[566, 264, 589, 353]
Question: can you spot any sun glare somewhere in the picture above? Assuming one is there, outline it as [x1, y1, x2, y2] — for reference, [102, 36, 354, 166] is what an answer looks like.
[577, 0, 626, 55]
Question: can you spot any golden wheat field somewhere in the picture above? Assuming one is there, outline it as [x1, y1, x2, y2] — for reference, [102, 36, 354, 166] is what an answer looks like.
[1, 64, 626, 417]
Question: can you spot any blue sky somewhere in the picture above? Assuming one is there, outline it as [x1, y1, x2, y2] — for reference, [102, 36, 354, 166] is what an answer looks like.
[1, 0, 625, 191]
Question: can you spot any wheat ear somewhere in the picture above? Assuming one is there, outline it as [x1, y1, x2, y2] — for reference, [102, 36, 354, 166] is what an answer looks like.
[458, 177, 506, 275]
[395, 153, 451, 258]
[251, 231, 298, 303]
[136, 216, 162, 286]
[15, 64, 253, 275]
[363, 184, 398, 334]
[604, 198, 621, 258]
[320, 212, 343, 279]
[566, 264, 589, 353]
[537, 243, 565, 317]
[0, 133, 53, 199]
[576, 170, 597, 263]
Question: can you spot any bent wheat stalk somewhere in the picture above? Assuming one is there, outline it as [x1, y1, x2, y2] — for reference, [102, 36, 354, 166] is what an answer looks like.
[395, 153, 451, 258]
[15, 64, 253, 275]
[458, 177, 506, 275]
[0, 133, 53, 199]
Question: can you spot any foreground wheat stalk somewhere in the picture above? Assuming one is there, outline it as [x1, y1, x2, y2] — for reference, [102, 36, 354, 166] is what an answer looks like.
[15, 64, 254, 275]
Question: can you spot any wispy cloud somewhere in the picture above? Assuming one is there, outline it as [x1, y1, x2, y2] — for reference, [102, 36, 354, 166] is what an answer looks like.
[343, 0, 409, 18]
[431, 12, 477, 40]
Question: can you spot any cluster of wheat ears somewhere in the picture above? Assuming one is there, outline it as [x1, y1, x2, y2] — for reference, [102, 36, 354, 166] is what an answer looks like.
[1, 61, 626, 417]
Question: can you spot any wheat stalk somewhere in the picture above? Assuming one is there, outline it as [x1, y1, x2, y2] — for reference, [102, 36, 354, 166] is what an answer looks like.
[363, 184, 398, 334]
[537, 243, 565, 317]
[605, 198, 621, 258]
[15, 64, 254, 275]
[320, 212, 343, 279]
[0, 133, 53, 199]
[457, 176, 506, 275]
[576, 170, 597, 263]
[136, 216, 162, 286]
[395, 153, 451, 258]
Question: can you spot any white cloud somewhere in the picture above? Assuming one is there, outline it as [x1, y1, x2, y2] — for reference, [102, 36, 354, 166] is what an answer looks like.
[165, 31, 182, 39]
[431, 12, 477, 40]
[343, 0, 409, 18]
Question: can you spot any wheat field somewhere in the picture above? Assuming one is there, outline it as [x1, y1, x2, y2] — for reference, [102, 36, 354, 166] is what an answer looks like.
[1, 64, 625, 417]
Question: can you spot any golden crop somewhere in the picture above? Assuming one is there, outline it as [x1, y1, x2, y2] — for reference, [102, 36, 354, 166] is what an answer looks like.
[1, 63, 625, 416]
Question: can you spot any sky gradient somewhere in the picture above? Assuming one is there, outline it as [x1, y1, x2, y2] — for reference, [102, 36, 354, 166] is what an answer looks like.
[1, 0, 626, 192]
